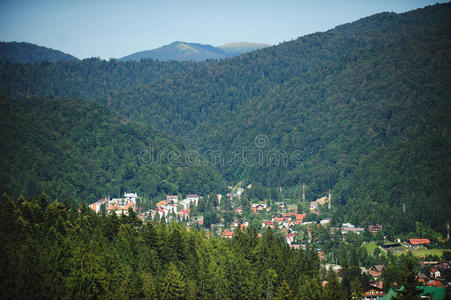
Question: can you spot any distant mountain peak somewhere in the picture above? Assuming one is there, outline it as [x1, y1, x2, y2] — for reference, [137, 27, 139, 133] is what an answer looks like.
[119, 41, 269, 62]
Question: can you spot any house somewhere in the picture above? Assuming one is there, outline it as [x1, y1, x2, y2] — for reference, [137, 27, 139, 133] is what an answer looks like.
[156, 200, 168, 208]
[408, 238, 430, 247]
[369, 281, 383, 290]
[180, 199, 191, 210]
[166, 195, 179, 203]
[186, 194, 199, 206]
[107, 201, 136, 216]
[363, 289, 386, 300]
[342, 227, 364, 235]
[369, 265, 384, 278]
[222, 229, 234, 239]
[296, 213, 306, 221]
[368, 224, 383, 234]
[320, 218, 331, 227]
[90, 193, 138, 216]
[177, 209, 190, 219]
[363, 281, 385, 299]
[273, 217, 284, 224]
[283, 212, 296, 219]
[262, 220, 274, 228]
[436, 262, 451, 272]
[430, 268, 441, 278]
[252, 203, 267, 213]
[124, 192, 137, 202]
[289, 243, 306, 250]
[426, 280, 444, 287]
[417, 273, 429, 286]
[291, 220, 303, 226]
[89, 196, 109, 213]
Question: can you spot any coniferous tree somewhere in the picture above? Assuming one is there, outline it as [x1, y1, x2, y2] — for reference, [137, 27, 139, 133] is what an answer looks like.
[160, 263, 186, 300]
[141, 272, 158, 299]
[323, 269, 345, 300]
[393, 256, 421, 300]
[297, 275, 323, 300]
[275, 281, 293, 300]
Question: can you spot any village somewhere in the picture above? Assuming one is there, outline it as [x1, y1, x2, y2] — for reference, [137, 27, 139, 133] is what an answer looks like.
[88, 187, 450, 299]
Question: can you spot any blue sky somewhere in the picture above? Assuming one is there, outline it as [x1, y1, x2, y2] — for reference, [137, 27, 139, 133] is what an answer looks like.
[0, 0, 447, 59]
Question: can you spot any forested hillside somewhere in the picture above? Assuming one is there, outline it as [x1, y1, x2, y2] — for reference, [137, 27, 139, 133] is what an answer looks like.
[1, 3, 450, 232]
[0, 96, 226, 202]
[0, 42, 78, 63]
[0, 193, 377, 299]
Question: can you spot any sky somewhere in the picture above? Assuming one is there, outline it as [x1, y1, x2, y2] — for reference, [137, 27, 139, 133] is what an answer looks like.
[0, 0, 447, 59]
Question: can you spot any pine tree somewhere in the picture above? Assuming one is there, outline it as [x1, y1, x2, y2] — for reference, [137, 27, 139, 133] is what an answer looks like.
[323, 269, 345, 300]
[297, 275, 323, 300]
[186, 279, 197, 300]
[350, 277, 362, 300]
[393, 256, 421, 300]
[118, 265, 141, 299]
[275, 281, 293, 300]
[160, 263, 186, 300]
[141, 272, 157, 299]
[265, 268, 278, 300]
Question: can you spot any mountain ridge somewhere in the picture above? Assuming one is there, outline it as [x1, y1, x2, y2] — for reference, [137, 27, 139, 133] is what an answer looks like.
[119, 41, 269, 61]
[0, 41, 79, 63]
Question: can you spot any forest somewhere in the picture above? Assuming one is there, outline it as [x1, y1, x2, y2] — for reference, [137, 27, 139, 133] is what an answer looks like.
[0, 193, 426, 300]
[0, 96, 226, 202]
[0, 4, 450, 232]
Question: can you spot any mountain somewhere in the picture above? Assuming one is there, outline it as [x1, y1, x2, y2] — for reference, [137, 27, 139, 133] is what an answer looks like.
[119, 41, 269, 61]
[1, 3, 450, 233]
[218, 42, 270, 55]
[119, 41, 231, 61]
[0, 95, 226, 202]
[0, 42, 78, 63]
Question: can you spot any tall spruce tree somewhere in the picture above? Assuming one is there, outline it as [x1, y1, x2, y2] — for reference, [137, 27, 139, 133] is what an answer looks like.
[160, 263, 186, 300]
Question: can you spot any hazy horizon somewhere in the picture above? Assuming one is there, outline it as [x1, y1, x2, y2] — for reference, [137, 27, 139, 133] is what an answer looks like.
[0, 0, 447, 59]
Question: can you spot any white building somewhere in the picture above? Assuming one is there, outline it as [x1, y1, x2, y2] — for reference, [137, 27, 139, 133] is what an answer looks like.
[89, 192, 138, 216]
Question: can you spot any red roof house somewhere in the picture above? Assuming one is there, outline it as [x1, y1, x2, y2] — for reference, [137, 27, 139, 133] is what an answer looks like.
[409, 239, 430, 246]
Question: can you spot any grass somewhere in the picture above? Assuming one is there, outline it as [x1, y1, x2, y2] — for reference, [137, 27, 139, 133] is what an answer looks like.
[392, 247, 450, 258]
[363, 241, 450, 259]
[408, 248, 449, 258]
[362, 241, 378, 255]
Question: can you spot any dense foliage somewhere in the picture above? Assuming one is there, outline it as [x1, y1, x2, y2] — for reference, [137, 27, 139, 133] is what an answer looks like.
[0, 42, 78, 63]
[0, 4, 450, 233]
[0, 193, 329, 299]
[0, 96, 226, 202]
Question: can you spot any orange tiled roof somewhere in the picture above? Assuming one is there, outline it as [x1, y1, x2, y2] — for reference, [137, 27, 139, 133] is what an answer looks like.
[409, 239, 430, 245]
[223, 230, 234, 237]
[296, 214, 306, 220]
